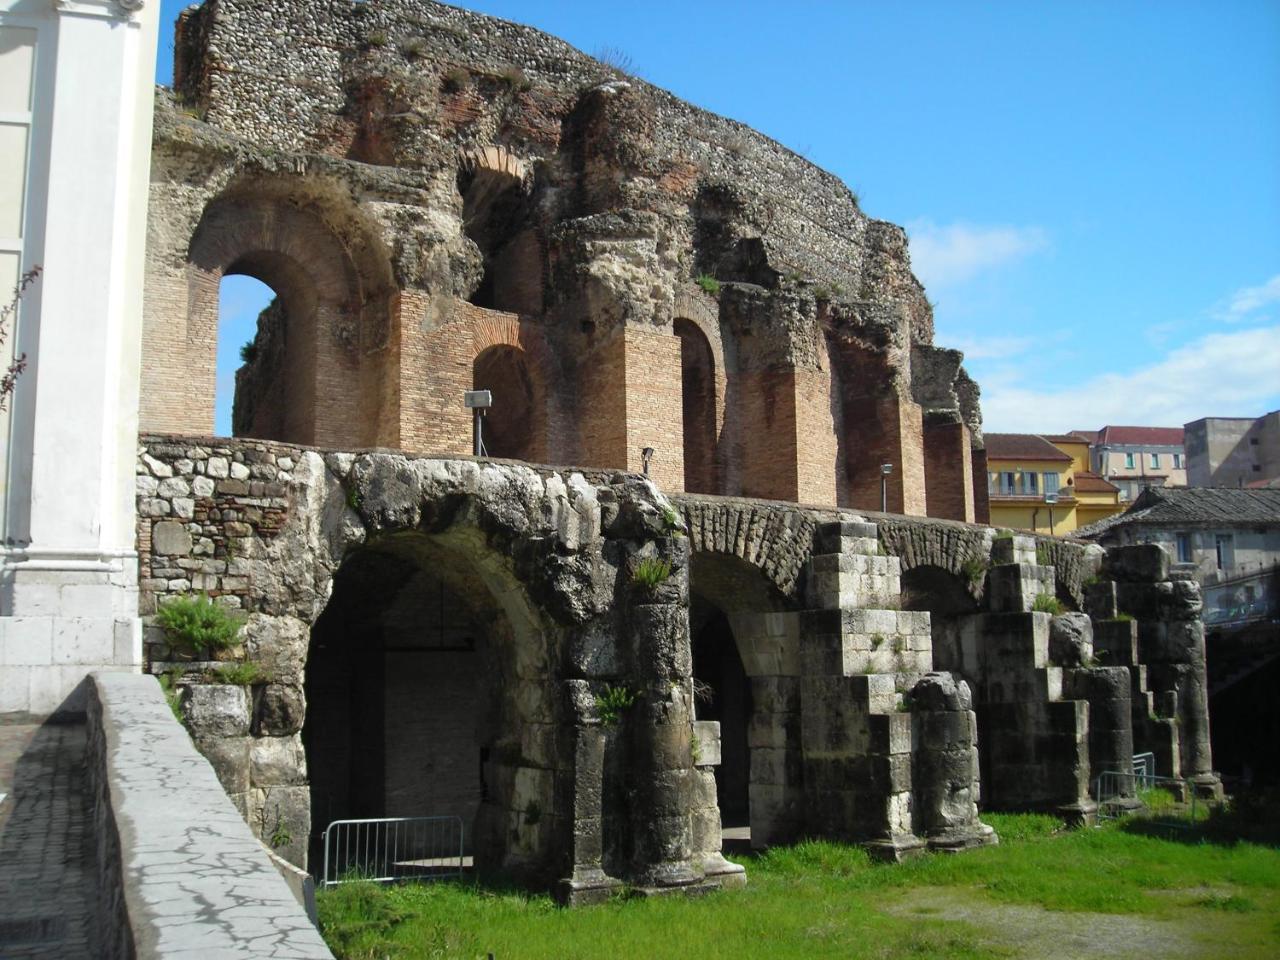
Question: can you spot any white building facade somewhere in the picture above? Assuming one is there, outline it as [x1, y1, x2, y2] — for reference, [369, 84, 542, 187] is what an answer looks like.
[0, 0, 158, 714]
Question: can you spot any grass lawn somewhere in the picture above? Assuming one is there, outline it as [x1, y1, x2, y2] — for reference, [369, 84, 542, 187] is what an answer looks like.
[316, 810, 1280, 960]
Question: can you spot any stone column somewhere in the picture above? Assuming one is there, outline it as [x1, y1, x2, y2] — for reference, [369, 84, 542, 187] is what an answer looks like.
[909, 672, 994, 850]
[962, 535, 1094, 820]
[553, 680, 618, 906]
[1096, 544, 1222, 799]
[799, 520, 926, 860]
[923, 415, 976, 522]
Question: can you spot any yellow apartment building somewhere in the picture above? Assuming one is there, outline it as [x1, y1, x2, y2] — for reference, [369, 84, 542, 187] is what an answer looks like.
[985, 433, 1124, 535]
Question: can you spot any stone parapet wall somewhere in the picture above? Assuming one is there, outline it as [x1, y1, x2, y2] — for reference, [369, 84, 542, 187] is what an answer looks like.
[85, 671, 332, 959]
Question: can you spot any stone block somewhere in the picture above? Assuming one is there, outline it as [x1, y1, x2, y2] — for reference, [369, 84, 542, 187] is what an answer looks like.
[248, 785, 311, 869]
[988, 564, 1055, 614]
[52, 618, 115, 664]
[1102, 543, 1170, 583]
[194, 735, 251, 795]
[152, 520, 193, 556]
[0, 617, 53, 666]
[990, 534, 1036, 566]
[1049, 612, 1093, 667]
[1084, 580, 1118, 620]
[181, 683, 251, 737]
[250, 734, 308, 786]
[692, 720, 721, 767]
[1093, 618, 1138, 665]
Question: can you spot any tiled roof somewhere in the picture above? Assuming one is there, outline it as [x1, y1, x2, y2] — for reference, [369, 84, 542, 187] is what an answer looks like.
[1071, 471, 1119, 493]
[1095, 425, 1185, 446]
[1078, 487, 1280, 538]
[1070, 429, 1100, 443]
[984, 433, 1073, 462]
[1044, 434, 1088, 445]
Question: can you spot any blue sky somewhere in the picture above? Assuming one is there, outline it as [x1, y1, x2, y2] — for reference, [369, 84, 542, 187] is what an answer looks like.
[157, 0, 1280, 435]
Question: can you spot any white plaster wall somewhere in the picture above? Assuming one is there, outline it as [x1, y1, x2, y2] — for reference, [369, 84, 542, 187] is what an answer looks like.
[0, 0, 159, 715]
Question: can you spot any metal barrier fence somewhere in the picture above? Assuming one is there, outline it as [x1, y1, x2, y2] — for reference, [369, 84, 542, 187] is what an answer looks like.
[1132, 751, 1156, 786]
[321, 816, 465, 887]
[1095, 770, 1203, 830]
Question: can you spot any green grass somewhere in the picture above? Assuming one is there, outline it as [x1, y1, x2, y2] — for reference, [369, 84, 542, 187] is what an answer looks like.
[317, 812, 1280, 959]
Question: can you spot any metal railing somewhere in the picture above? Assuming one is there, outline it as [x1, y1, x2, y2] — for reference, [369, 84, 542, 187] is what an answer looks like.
[1095, 770, 1203, 830]
[321, 816, 465, 887]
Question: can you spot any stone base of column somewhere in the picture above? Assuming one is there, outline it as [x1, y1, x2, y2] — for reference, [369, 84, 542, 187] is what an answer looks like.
[701, 854, 748, 889]
[926, 823, 999, 853]
[1191, 773, 1225, 802]
[554, 868, 624, 907]
[1055, 799, 1099, 828]
[864, 834, 929, 863]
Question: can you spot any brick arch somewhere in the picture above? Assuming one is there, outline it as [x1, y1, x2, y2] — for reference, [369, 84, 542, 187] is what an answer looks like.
[143, 176, 399, 447]
[672, 495, 823, 599]
[875, 517, 991, 581]
[467, 313, 554, 463]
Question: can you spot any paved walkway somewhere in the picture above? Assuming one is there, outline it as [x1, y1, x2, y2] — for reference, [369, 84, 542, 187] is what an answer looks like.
[0, 719, 95, 959]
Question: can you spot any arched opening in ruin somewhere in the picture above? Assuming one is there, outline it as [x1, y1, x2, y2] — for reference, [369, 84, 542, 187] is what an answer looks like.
[302, 531, 557, 880]
[675, 318, 718, 494]
[458, 150, 543, 316]
[472, 344, 536, 461]
[214, 275, 276, 436]
[689, 552, 800, 850]
[827, 336, 912, 512]
[165, 184, 398, 447]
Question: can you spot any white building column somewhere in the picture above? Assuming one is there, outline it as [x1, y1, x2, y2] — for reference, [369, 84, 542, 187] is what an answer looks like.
[0, 0, 158, 715]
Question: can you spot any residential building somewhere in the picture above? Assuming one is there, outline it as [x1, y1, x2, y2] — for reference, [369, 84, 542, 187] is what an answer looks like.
[985, 434, 1073, 535]
[1073, 425, 1187, 502]
[1184, 410, 1280, 489]
[1077, 487, 1280, 584]
[0, 0, 159, 715]
[1043, 433, 1125, 529]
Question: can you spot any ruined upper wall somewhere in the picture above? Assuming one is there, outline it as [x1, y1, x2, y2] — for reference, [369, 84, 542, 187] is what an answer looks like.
[172, 0, 936, 344]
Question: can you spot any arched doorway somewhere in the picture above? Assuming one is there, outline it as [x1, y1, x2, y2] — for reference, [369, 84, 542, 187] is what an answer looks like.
[472, 345, 536, 461]
[675, 319, 718, 494]
[215, 275, 274, 437]
[689, 552, 801, 849]
[303, 531, 556, 879]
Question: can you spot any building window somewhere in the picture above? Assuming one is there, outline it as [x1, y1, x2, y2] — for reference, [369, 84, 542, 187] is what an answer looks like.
[1149, 453, 1160, 468]
[1173, 453, 1182, 469]
[994, 471, 1016, 495]
[1020, 472, 1038, 496]
[1215, 534, 1233, 571]
[1125, 452, 1135, 469]
[1043, 472, 1060, 495]
[1175, 533, 1191, 563]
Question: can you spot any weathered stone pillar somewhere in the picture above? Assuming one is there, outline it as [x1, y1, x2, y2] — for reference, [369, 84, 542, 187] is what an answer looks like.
[909, 672, 994, 850]
[1094, 544, 1222, 799]
[923, 415, 976, 522]
[553, 680, 619, 906]
[799, 520, 926, 860]
[960, 535, 1095, 820]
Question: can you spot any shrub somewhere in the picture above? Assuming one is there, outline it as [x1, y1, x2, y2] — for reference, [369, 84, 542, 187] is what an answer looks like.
[367, 30, 388, 47]
[156, 593, 244, 654]
[632, 556, 672, 589]
[498, 65, 531, 91]
[239, 340, 258, 364]
[442, 65, 469, 91]
[401, 36, 429, 59]
[695, 273, 720, 296]
[1031, 593, 1063, 615]
[594, 44, 637, 78]
[594, 684, 636, 726]
[961, 556, 989, 586]
[210, 662, 262, 686]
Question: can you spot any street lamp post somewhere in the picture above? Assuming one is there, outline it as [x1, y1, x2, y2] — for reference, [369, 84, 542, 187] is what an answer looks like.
[1044, 491, 1058, 535]
[880, 463, 893, 513]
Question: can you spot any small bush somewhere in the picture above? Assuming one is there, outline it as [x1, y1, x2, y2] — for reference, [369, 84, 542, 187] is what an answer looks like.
[402, 36, 429, 59]
[632, 556, 672, 589]
[441, 64, 469, 91]
[660, 504, 683, 535]
[961, 556, 989, 585]
[870, 633, 885, 650]
[366, 30, 388, 47]
[156, 593, 244, 654]
[239, 340, 258, 364]
[498, 65, 531, 91]
[1036, 544, 1051, 566]
[695, 273, 720, 296]
[210, 662, 262, 686]
[595, 684, 636, 726]
[1031, 593, 1063, 615]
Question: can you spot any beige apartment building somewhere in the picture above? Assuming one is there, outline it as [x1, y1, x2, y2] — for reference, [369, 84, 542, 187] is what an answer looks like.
[1185, 411, 1280, 489]
[1073, 425, 1186, 502]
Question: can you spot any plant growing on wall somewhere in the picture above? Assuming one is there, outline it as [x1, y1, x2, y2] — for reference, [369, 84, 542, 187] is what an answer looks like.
[0, 265, 39, 412]
[961, 556, 989, 587]
[632, 556, 672, 589]
[1031, 593, 1063, 615]
[156, 593, 245, 656]
[594, 684, 637, 726]
[695, 273, 721, 296]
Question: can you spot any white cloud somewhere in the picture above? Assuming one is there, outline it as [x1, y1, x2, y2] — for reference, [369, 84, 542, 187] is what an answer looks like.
[1215, 274, 1280, 322]
[980, 324, 1280, 433]
[906, 220, 1048, 289]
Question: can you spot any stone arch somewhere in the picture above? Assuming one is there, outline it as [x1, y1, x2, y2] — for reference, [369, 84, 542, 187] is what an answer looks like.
[304, 524, 559, 882]
[899, 564, 981, 678]
[458, 146, 543, 314]
[673, 496, 822, 600]
[154, 176, 399, 447]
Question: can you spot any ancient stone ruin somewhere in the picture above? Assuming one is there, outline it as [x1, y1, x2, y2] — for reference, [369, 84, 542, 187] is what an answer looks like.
[135, 0, 1220, 904]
